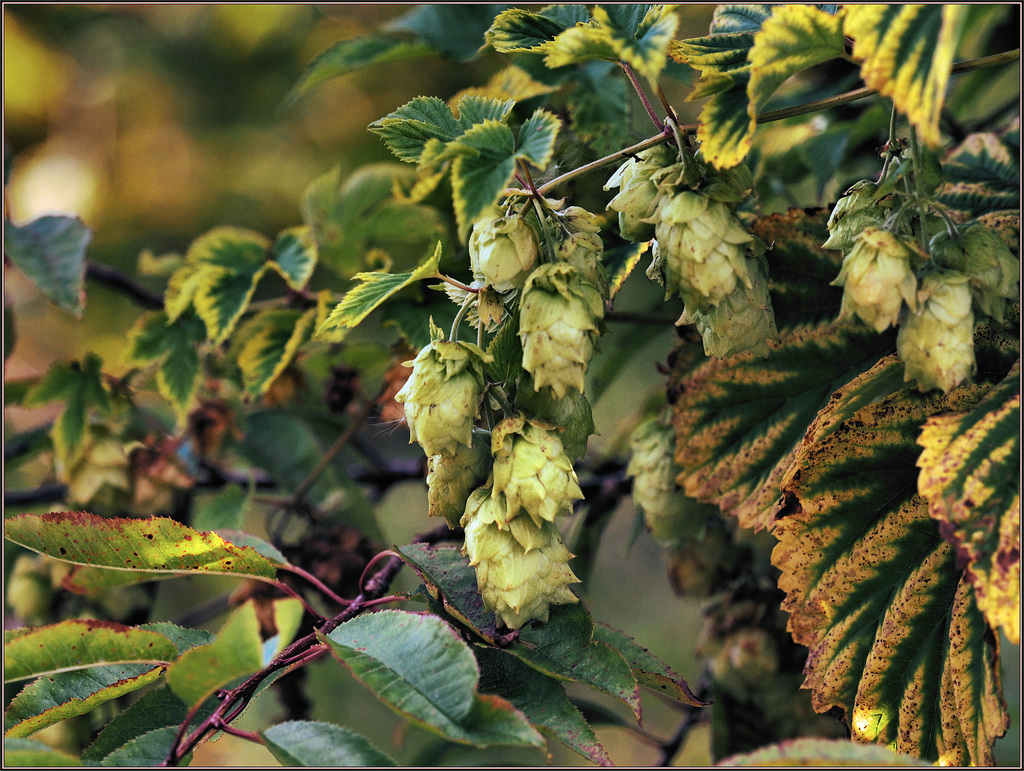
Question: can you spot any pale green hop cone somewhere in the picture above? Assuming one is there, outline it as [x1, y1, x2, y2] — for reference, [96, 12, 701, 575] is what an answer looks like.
[426, 429, 492, 528]
[491, 413, 583, 528]
[822, 180, 891, 254]
[832, 226, 919, 333]
[519, 262, 604, 398]
[931, 223, 1020, 322]
[553, 206, 610, 300]
[469, 211, 540, 293]
[604, 144, 675, 242]
[395, 327, 490, 457]
[627, 418, 691, 545]
[898, 271, 976, 393]
[463, 511, 579, 629]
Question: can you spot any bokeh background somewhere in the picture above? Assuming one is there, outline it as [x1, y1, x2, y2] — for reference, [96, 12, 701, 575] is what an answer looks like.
[4, 4, 1019, 766]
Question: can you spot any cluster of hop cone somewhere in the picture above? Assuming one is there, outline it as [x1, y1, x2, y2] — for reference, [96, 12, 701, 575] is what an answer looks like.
[393, 140, 1019, 629]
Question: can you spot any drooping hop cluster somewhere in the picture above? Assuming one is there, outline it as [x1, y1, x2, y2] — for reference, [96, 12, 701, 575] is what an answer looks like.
[520, 262, 605, 398]
[461, 486, 579, 630]
[469, 211, 540, 292]
[394, 325, 490, 457]
[626, 417, 689, 545]
[606, 147, 779, 359]
[824, 182, 1019, 393]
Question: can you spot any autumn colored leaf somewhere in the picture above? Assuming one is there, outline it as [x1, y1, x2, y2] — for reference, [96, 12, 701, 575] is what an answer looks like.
[917, 361, 1021, 644]
[772, 384, 1009, 765]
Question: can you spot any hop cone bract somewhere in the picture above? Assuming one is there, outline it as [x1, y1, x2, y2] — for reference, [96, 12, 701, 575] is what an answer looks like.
[605, 145, 675, 242]
[898, 271, 975, 393]
[832, 226, 918, 333]
[426, 429, 491, 528]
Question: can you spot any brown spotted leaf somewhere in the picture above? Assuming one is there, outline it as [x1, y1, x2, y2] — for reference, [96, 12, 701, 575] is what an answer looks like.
[771, 385, 1009, 765]
[3, 512, 284, 582]
[917, 361, 1021, 644]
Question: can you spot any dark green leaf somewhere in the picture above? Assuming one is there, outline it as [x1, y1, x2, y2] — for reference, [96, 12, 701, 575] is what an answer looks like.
[262, 721, 398, 766]
[191, 483, 250, 532]
[124, 310, 205, 423]
[96, 726, 180, 766]
[937, 128, 1020, 221]
[475, 647, 612, 766]
[515, 109, 560, 170]
[485, 316, 523, 389]
[369, 97, 463, 164]
[453, 95, 516, 129]
[670, 32, 755, 73]
[594, 4, 678, 84]
[711, 4, 773, 34]
[271, 226, 318, 290]
[3, 216, 90, 317]
[322, 610, 544, 748]
[510, 603, 642, 724]
[568, 61, 630, 157]
[694, 70, 753, 169]
[284, 37, 435, 109]
[450, 121, 518, 240]
[602, 241, 650, 301]
[386, 4, 506, 62]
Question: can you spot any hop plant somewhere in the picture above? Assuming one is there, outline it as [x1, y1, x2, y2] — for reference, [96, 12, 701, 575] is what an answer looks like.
[651, 190, 759, 313]
[462, 488, 579, 629]
[491, 414, 583, 528]
[394, 324, 490, 457]
[519, 262, 604, 398]
[822, 180, 892, 254]
[516, 374, 596, 463]
[604, 144, 675, 242]
[426, 429, 492, 528]
[930, 223, 1020, 322]
[626, 417, 691, 544]
[468, 211, 540, 292]
[832, 226, 919, 333]
[898, 271, 976, 393]
[678, 253, 779, 358]
[553, 206, 610, 300]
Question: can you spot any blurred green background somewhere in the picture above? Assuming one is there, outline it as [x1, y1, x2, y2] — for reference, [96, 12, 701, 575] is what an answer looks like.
[4, 4, 1018, 767]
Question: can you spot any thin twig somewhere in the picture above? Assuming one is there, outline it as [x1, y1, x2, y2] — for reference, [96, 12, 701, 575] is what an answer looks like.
[85, 263, 164, 309]
[619, 61, 664, 130]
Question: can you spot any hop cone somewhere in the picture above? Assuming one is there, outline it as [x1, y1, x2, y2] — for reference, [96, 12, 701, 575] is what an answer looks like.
[469, 212, 539, 292]
[626, 418, 690, 544]
[462, 489, 579, 629]
[931, 223, 1020, 322]
[832, 226, 918, 333]
[898, 271, 975, 393]
[395, 328, 489, 457]
[554, 206, 609, 300]
[520, 262, 604, 398]
[491, 414, 583, 528]
[605, 145, 675, 242]
[822, 181, 890, 254]
[426, 429, 491, 528]
[652, 191, 757, 313]
[678, 253, 779, 358]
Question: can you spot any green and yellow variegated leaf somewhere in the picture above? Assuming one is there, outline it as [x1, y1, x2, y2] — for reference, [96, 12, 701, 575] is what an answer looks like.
[485, 7, 570, 53]
[771, 386, 1009, 765]
[711, 4, 773, 34]
[22, 352, 110, 465]
[193, 263, 270, 347]
[317, 243, 441, 338]
[669, 32, 755, 72]
[450, 120, 518, 240]
[719, 737, 932, 766]
[232, 308, 317, 397]
[845, 5, 967, 147]
[603, 241, 651, 301]
[4, 621, 178, 683]
[449, 66, 561, 107]
[368, 96, 464, 164]
[516, 109, 560, 171]
[270, 226, 318, 290]
[541, 20, 617, 71]
[693, 70, 753, 169]
[124, 310, 205, 424]
[937, 126, 1020, 222]
[593, 4, 678, 84]
[917, 361, 1021, 644]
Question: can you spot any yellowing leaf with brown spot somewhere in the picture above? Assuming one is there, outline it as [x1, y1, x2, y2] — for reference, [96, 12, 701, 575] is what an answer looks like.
[845, 5, 967, 147]
[917, 361, 1021, 644]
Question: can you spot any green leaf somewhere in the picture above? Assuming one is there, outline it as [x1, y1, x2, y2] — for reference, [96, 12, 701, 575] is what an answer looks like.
[321, 610, 544, 749]
[301, 164, 447, 279]
[124, 310, 205, 424]
[475, 647, 612, 766]
[917, 362, 1021, 645]
[3, 511, 283, 581]
[509, 603, 642, 725]
[270, 226, 318, 290]
[592, 624, 710, 707]
[936, 128, 1020, 222]
[82, 687, 191, 763]
[369, 97, 464, 164]
[3, 215, 90, 317]
[711, 4, 773, 34]
[602, 241, 650, 300]
[594, 4, 678, 84]
[486, 8, 569, 53]
[4, 738, 82, 766]
[95, 726, 180, 766]
[718, 737, 932, 766]
[485, 316, 523, 389]
[284, 37, 436, 109]
[567, 61, 630, 157]
[693, 70, 754, 169]
[4, 664, 164, 738]
[453, 95, 517, 130]
[22, 353, 110, 464]
[541, 20, 617, 71]
[166, 226, 271, 345]
[191, 483, 251, 532]
[772, 386, 1010, 765]
[515, 109, 560, 170]
[4, 621, 177, 683]
[396, 543, 500, 644]
[845, 5, 967, 147]
[385, 4, 504, 62]
[262, 721, 398, 766]
[318, 242, 442, 338]
[165, 601, 263, 709]
[232, 308, 316, 397]
[669, 32, 755, 73]
[450, 120, 518, 240]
